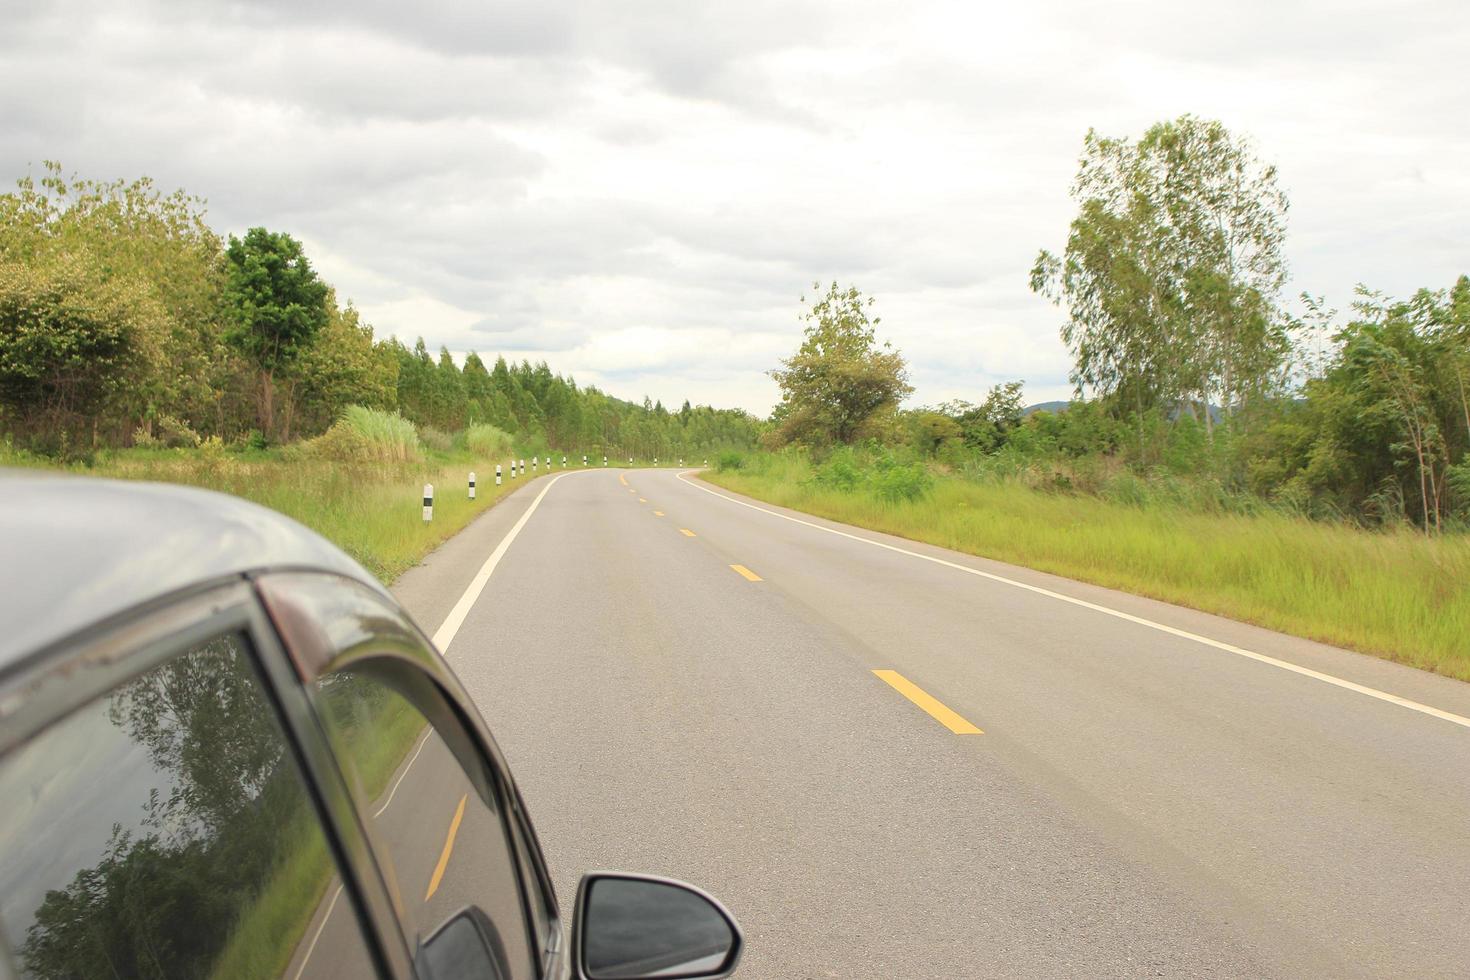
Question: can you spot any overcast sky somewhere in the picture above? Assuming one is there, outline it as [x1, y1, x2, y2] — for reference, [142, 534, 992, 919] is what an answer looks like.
[3, 0, 1466, 413]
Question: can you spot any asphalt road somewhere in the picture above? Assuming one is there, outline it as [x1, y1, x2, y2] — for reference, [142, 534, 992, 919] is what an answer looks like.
[390, 467, 1470, 979]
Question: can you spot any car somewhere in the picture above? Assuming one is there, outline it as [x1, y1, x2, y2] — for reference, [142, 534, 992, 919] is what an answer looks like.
[0, 473, 743, 980]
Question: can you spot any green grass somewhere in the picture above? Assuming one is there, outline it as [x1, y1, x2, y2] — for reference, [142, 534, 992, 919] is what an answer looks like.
[705, 455, 1470, 682]
[2, 440, 567, 582]
[209, 807, 334, 980]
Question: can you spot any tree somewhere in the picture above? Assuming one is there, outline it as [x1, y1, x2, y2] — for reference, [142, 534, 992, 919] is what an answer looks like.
[222, 227, 329, 440]
[767, 282, 912, 448]
[0, 251, 168, 450]
[1032, 116, 1293, 441]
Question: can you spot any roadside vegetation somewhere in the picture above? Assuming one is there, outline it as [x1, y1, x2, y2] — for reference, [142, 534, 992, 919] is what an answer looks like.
[0, 163, 759, 581]
[708, 115, 1468, 679]
[707, 451, 1470, 679]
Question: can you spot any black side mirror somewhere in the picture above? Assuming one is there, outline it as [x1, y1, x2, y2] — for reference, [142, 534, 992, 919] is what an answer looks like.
[571, 872, 743, 980]
[417, 905, 510, 980]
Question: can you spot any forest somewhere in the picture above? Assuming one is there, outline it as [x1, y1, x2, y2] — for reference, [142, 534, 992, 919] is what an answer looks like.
[0, 163, 760, 463]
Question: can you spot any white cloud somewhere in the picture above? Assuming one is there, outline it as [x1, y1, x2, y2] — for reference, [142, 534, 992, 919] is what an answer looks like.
[2, 0, 1466, 413]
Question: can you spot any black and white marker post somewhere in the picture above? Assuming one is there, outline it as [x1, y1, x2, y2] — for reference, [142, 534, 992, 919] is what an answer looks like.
[422, 484, 433, 522]
[469, 472, 476, 500]
[583, 454, 588, 466]
[495, 464, 502, 487]
[603, 456, 608, 466]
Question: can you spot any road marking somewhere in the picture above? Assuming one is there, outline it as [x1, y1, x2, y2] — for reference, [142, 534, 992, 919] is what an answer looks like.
[730, 564, 762, 581]
[619, 472, 628, 486]
[639, 497, 647, 503]
[653, 510, 664, 517]
[425, 794, 468, 900]
[293, 882, 346, 980]
[680, 528, 696, 537]
[373, 727, 433, 818]
[873, 669, 984, 734]
[677, 472, 1470, 732]
[432, 472, 573, 653]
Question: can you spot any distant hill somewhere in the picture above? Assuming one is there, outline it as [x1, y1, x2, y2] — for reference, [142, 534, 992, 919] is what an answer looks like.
[1023, 399, 1226, 422]
[1024, 400, 1072, 415]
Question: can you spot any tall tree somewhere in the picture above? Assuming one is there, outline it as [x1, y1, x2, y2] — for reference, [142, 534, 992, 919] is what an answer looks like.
[222, 227, 329, 440]
[767, 282, 912, 447]
[1032, 116, 1292, 437]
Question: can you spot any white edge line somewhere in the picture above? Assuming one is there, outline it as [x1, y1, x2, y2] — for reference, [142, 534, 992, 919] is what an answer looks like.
[293, 883, 345, 980]
[432, 472, 571, 653]
[299, 472, 576, 976]
[676, 471, 1470, 731]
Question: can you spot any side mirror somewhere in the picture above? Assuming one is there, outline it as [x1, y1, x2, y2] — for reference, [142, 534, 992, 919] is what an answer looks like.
[417, 905, 510, 980]
[572, 872, 743, 979]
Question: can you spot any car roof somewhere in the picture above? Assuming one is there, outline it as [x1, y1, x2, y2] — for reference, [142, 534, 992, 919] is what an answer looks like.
[0, 471, 388, 669]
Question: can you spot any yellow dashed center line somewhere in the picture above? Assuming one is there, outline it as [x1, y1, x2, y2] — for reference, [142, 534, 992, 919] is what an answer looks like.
[653, 510, 665, 517]
[729, 564, 762, 582]
[639, 497, 647, 503]
[619, 473, 628, 486]
[680, 529, 696, 537]
[872, 670, 984, 734]
[425, 794, 468, 900]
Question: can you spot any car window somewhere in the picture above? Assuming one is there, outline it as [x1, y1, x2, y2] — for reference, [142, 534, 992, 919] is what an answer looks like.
[312, 664, 538, 980]
[0, 631, 381, 980]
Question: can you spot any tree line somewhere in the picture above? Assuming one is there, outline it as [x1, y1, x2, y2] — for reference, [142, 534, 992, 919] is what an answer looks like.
[0, 162, 759, 460]
[765, 117, 1469, 531]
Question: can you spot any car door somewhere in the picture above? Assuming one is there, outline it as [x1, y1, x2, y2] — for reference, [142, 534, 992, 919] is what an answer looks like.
[0, 580, 399, 980]
[256, 571, 562, 980]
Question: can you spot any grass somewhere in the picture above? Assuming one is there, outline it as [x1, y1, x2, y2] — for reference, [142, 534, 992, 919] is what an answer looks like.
[2, 438, 556, 582]
[705, 454, 1470, 682]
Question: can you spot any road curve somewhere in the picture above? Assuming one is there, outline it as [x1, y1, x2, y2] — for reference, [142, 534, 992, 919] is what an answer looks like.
[392, 467, 1470, 979]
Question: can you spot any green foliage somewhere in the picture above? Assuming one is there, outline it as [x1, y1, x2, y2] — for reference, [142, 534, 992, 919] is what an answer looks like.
[715, 450, 745, 471]
[464, 422, 513, 458]
[767, 282, 912, 448]
[338, 405, 421, 462]
[1032, 116, 1293, 425]
[223, 227, 330, 440]
[416, 424, 454, 454]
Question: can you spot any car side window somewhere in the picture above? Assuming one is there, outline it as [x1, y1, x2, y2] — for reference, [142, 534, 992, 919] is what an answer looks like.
[0, 631, 381, 980]
[312, 664, 538, 980]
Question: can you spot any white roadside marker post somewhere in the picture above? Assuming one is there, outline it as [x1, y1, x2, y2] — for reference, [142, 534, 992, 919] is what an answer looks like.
[562, 455, 567, 468]
[583, 454, 588, 467]
[469, 472, 477, 500]
[704, 458, 708, 466]
[533, 456, 538, 473]
[495, 464, 502, 487]
[603, 456, 608, 466]
[422, 484, 433, 522]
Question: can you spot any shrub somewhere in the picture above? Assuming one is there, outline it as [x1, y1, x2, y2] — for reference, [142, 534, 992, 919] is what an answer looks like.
[131, 425, 161, 449]
[156, 414, 201, 449]
[813, 450, 864, 492]
[871, 461, 933, 502]
[715, 450, 745, 472]
[465, 423, 513, 458]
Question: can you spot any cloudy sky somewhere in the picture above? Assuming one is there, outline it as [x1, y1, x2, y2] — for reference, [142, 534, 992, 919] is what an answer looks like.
[3, 0, 1466, 413]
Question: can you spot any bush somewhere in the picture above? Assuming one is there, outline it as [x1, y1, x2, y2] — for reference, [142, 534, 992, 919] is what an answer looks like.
[871, 461, 933, 502]
[465, 423, 513, 458]
[812, 449, 864, 492]
[156, 414, 201, 449]
[131, 425, 161, 449]
[715, 450, 745, 472]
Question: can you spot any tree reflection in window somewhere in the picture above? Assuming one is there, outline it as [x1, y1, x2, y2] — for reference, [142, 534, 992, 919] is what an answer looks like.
[2, 634, 372, 980]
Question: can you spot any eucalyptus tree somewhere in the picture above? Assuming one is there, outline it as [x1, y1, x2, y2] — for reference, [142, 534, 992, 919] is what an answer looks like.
[1032, 116, 1293, 438]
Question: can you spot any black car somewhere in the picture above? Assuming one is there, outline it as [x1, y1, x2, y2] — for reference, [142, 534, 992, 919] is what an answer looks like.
[0, 474, 743, 980]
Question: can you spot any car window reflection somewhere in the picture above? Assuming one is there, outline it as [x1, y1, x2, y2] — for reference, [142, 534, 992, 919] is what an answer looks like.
[314, 667, 536, 980]
[0, 634, 378, 979]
